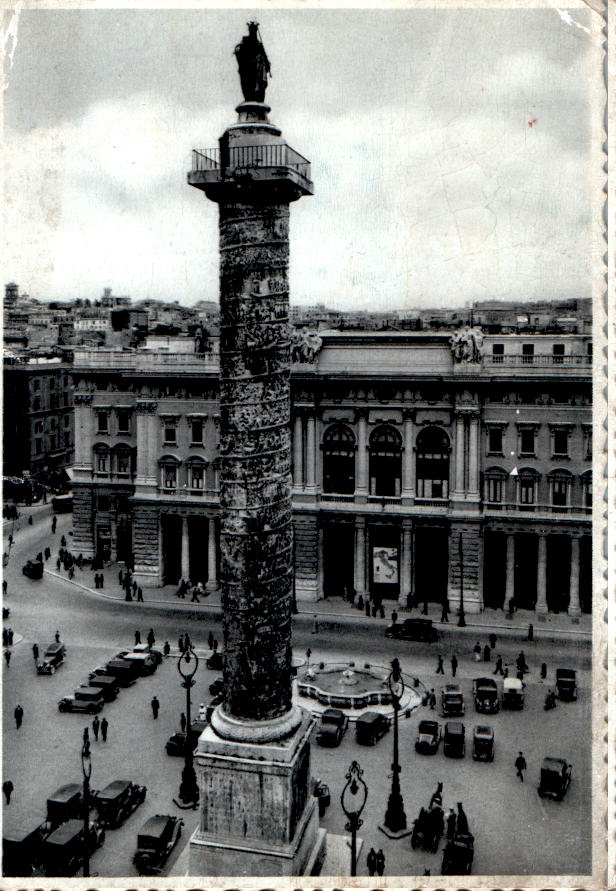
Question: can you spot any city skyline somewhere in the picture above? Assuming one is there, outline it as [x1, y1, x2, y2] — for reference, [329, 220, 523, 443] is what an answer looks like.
[5, 6, 599, 309]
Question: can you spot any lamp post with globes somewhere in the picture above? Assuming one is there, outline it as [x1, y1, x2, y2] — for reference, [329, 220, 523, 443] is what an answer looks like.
[340, 760, 368, 876]
[380, 657, 410, 837]
[175, 644, 200, 808]
[81, 728, 92, 878]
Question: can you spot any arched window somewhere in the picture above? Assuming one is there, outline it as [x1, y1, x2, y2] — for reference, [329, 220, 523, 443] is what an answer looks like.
[416, 427, 450, 499]
[581, 470, 592, 511]
[187, 457, 208, 493]
[548, 468, 572, 511]
[322, 424, 355, 494]
[484, 466, 508, 506]
[159, 455, 181, 492]
[369, 425, 402, 497]
[516, 467, 539, 508]
[93, 443, 110, 475]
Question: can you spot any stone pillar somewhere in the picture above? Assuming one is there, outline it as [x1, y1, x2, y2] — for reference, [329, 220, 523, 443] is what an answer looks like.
[181, 517, 190, 581]
[293, 413, 303, 490]
[206, 516, 218, 591]
[317, 523, 324, 599]
[568, 535, 581, 617]
[354, 516, 366, 596]
[401, 411, 415, 499]
[135, 400, 158, 490]
[73, 394, 93, 471]
[536, 533, 548, 614]
[305, 413, 316, 491]
[505, 534, 515, 609]
[467, 414, 480, 498]
[400, 519, 412, 607]
[453, 414, 465, 497]
[356, 410, 368, 497]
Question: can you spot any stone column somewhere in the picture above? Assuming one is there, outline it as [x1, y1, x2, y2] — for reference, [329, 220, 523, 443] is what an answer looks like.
[568, 535, 581, 617]
[181, 516, 190, 581]
[401, 411, 415, 498]
[536, 533, 548, 614]
[356, 410, 368, 497]
[135, 400, 158, 488]
[468, 414, 480, 498]
[317, 523, 324, 599]
[206, 516, 218, 591]
[505, 534, 515, 609]
[453, 414, 465, 496]
[400, 519, 412, 607]
[354, 516, 366, 596]
[293, 413, 303, 490]
[305, 413, 316, 491]
[73, 394, 93, 471]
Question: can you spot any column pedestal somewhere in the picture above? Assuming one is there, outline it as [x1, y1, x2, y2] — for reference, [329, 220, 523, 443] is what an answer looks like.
[190, 710, 326, 876]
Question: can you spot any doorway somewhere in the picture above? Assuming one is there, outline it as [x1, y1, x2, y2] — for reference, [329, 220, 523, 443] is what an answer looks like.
[322, 522, 354, 598]
[547, 536, 571, 613]
[189, 516, 209, 585]
[513, 533, 537, 609]
[414, 526, 449, 605]
[161, 514, 182, 585]
[483, 531, 506, 609]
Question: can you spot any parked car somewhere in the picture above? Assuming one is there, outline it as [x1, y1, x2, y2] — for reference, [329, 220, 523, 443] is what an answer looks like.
[537, 757, 572, 800]
[22, 560, 44, 580]
[3, 824, 50, 876]
[206, 651, 224, 671]
[85, 674, 120, 702]
[58, 689, 105, 714]
[315, 708, 349, 747]
[472, 725, 494, 762]
[555, 668, 577, 702]
[40, 819, 105, 877]
[51, 494, 73, 513]
[132, 643, 163, 665]
[120, 652, 158, 676]
[384, 617, 438, 642]
[94, 780, 147, 829]
[46, 784, 83, 827]
[414, 719, 441, 755]
[502, 677, 525, 710]
[441, 684, 465, 717]
[472, 677, 499, 714]
[355, 711, 390, 745]
[133, 814, 184, 875]
[105, 659, 139, 687]
[443, 721, 466, 758]
[441, 832, 474, 875]
[37, 642, 66, 676]
[165, 719, 209, 757]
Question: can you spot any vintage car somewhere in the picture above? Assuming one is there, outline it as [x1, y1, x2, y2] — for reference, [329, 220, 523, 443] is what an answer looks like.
[472, 725, 494, 762]
[206, 651, 224, 671]
[46, 784, 83, 827]
[355, 711, 390, 745]
[58, 687, 105, 714]
[85, 674, 120, 702]
[133, 814, 184, 875]
[209, 677, 225, 698]
[502, 677, 525, 710]
[384, 617, 438, 643]
[51, 494, 73, 513]
[3, 824, 50, 876]
[37, 642, 66, 676]
[120, 652, 158, 676]
[414, 719, 441, 755]
[132, 643, 164, 665]
[105, 658, 139, 686]
[315, 708, 349, 747]
[165, 719, 209, 757]
[22, 560, 44, 580]
[40, 819, 105, 877]
[537, 757, 572, 800]
[555, 668, 577, 702]
[94, 780, 147, 829]
[443, 721, 466, 758]
[441, 832, 475, 875]
[441, 684, 465, 717]
[472, 677, 499, 714]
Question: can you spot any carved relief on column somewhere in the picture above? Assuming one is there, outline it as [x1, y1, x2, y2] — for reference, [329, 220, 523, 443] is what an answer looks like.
[356, 409, 368, 496]
[568, 535, 581, 617]
[401, 410, 415, 499]
[536, 532, 548, 614]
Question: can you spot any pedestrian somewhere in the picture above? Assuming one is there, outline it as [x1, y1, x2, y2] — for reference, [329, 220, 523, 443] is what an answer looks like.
[366, 848, 377, 877]
[68, 565, 75, 580]
[51, 516, 57, 533]
[365, 597, 371, 617]
[8, 627, 14, 646]
[356, 594, 364, 612]
[36, 551, 43, 563]
[99, 573, 104, 589]
[312, 615, 319, 634]
[508, 596, 515, 615]
[132, 580, 137, 597]
[92, 715, 100, 741]
[163, 641, 171, 657]
[2, 579, 7, 596]
[28, 514, 33, 525]
[429, 781, 443, 808]
[306, 647, 312, 662]
[440, 600, 449, 623]
[446, 808, 456, 840]
[184, 632, 192, 652]
[436, 654, 445, 674]
[180, 712, 187, 733]
[503, 664, 509, 679]
[456, 802, 469, 835]
[391, 609, 398, 625]
[119, 569, 124, 586]
[56, 557, 61, 571]
[151, 695, 160, 719]
[124, 582, 132, 601]
[451, 654, 458, 677]
[178, 634, 185, 654]
[540, 662, 547, 681]
[378, 600, 385, 619]
[429, 688, 436, 710]
[208, 631, 214, 650]
[44, 546, 51, 561]
[60, 535, 66, 547]
[101, 717, 108, 742]
[528, 622, 534, 642]
[473, 641, 481, 662]
[489, 632, 497, 649]
[4, 649, 11, 667]
[137, 587, 144, 602]
[14, 704, 23, 729]
[483, 644, 491, 662]
[135, 630, 141, 646]
[212, 638, 218, 653]
[55, 630, 60, 642]
[375, 849, 385, 877]
[515, 751, 527, 782]
[2, 629, 7, 647]
[77, 554, 83, 569]
[3, 779, 14, 804]
[147, 628, 155, 648]
[32, 643, 39, 661]
[493, 655, 504, 676]
[198, 703, 207, 721]
[191, 586, 200, 603]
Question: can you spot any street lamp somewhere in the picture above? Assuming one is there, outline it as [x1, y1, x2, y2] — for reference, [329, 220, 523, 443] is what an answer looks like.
[81, 728, 92, 878]
[458, 532, 466, 627]
[175, 644, 200, 808]
[380, 657, 409, 837]
[340, 760, 367, 876]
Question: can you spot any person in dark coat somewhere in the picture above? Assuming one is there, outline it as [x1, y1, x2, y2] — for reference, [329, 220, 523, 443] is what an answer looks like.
[528, 622, 534, 642]
[540, 662, 547, 681]
[135, 630, 141, 645]
[60, 535, 67, 547]
[483, 644, 491, 662]
[428, 689, 436, 710]
[365, 597, 371, 617]
[436, 654, 445, 674]
[101, 717, 109, 742]
[366, 848, 377, 876]
[92, 715, 100, 741]
[375, 849, 385, 876]
[489, 632, 497, 649]
[32, 643, 39, 661]
[440, 600, 449, 623]
[14, 704, 23, 729]
[2, 579, 7, 596]
[378, 600, 385, 619]
[44, 547, 51, 561]
[429, 781, 443, 808]
[208, 631, 215, 650]
[446, 808, 456, 840]
[147, 629, 155, 648]
[137, 587, 144, 602]
[56, 557, 61, 571]
[473, 641, 482, 662]
[391, 609, 398, 624]
[451, 654, 458, 677]
[7, 627, 14, 646]
[456, 802, 469, 835]
[493, 654, 504, 675]
[180, 712, 187, 733]
[163, 641, 171, 657]
[515, 751, 527, 781]
[3, 779, 14, 804]
[99, 573, 104, 588]
[28, 515, 33, 525]
[151, 696, 160, 719]
[4, 649, 11, 667]
[2, 629, 7, 647]
[51, 516, 57, 534]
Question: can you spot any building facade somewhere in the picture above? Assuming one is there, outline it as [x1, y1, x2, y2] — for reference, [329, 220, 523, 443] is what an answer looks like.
[71, 330, 592, 616]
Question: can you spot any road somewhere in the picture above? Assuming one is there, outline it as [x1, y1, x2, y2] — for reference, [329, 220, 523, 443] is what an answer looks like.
[3, 508, 592, 877]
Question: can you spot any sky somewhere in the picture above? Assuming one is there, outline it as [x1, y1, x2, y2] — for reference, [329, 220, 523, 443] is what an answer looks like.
[3, 6, 598, 309]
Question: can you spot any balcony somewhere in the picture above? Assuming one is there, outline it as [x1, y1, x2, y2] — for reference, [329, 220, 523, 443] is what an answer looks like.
[188, 144, 313, 200]
[483, 354, 591, 378]
[483, 501, 591, 520]
[73, 350, 219, 374]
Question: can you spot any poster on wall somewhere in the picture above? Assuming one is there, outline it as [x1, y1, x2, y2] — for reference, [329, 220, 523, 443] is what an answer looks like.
[372, 547, 398, 584]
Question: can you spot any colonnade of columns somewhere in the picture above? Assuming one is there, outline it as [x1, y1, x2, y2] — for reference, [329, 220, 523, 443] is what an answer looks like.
[293, 411, 318, 491]
[503, 531, 582, 616]
[352, 515, 413, 607]
[452, 409, 480, 500]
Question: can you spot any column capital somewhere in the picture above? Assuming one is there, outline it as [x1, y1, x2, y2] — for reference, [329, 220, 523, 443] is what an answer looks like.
[136, 400, 158, 415]
[74, 393, 93, 406]
[402, 517, 413, 531]
[355, 515, 366, 529]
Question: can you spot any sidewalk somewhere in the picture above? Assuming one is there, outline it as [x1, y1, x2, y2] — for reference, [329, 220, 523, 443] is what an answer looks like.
[44, 553, 591, 643]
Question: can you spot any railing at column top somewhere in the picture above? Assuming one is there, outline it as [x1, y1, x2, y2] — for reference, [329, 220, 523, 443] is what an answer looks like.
[191, 145, 312, 185]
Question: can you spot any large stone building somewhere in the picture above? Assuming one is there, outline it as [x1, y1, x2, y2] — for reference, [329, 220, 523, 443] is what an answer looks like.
[71, 328, 592, 616]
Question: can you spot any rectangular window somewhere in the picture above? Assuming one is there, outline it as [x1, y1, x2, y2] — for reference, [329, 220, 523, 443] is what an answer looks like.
[553, 429, 569, 457]
[164, 465, 177, 488]
[34, 420, 44, 434]
[49, 434, 57, 450]
[96, 411, 109, 434]
[35, 438, 42, 455]
[49, 377, 56, 389]
[487, 477, 503, 503]
[552, 479, 568, 506]
[520, 478, 535, 504]
[488, 428, 503, 454]
[163, 426, 177, 445]
[552, 344, 565, 364]
[191, 420, 204, 445]
[190, 466, 204, 489]
[117, 453, 130, 474]
[50, 394, 59, 409]
[33, 378, 40, 391]
[522, 344, 534, 364]
[32, 396, 41, 411]
[584, 481, 592, 508]
[519, 429, 535, 456]
[587, 342, 593, 363]
[117, 409, 131, 434]
[492, 344, 504, 363]
[97, 452, 108, 472]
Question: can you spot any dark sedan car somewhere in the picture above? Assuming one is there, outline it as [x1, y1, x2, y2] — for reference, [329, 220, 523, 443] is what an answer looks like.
[415, 719, 441, 754]
[94, 780, 147, 829]
[384, 618, 438, 643]
[134, 814, 183, 875]
[316, 708, 349, 747]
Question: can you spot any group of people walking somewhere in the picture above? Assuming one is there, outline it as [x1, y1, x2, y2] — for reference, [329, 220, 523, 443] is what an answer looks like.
[366, 847, 386, 876]
[119, 569, 144, 602]
[176, 578, 209, 603]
